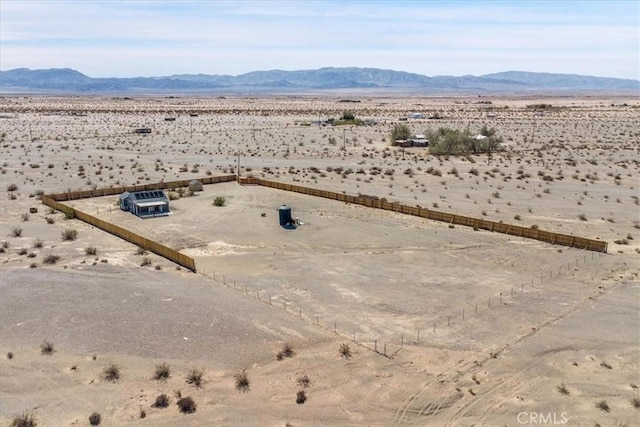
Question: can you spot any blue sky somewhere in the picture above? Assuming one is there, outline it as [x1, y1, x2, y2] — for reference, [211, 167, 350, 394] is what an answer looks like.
[1, 1, 638, 79]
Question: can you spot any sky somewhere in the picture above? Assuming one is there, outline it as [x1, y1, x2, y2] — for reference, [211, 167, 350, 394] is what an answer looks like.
[1, 0, 638, 79]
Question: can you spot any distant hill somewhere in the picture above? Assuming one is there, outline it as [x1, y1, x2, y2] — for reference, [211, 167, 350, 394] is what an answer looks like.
[1, 67, 638, 94]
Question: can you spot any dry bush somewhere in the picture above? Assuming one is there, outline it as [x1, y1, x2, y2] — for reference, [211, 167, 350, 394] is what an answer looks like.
[88, 412, 101, 426]
[11, 226, 22, 237]
[61, 229, 78, 241]
[40, 340, 54, 356]
[85, 246, 97, 255]
[42, 254, 60, 264]
[297, 374, 310, 388]
[153, 362, 171, 382]
[32, 238, 43, 248]
[234, 369, 250, 392]
[595, 400, 610, 412]
[631, 397, 640, 409]
[276, 343, 294, 361]
[152, 393, 170, 408]
[177, 396, 197, 414]
[296, 390, 307, 404]
[102, 364, 121, 382]
[339, 343, 351, 359]
[140, 257, 152, 266]
[186, 368, 204, 388]
[557, 383, 569, 395]
[9, 411, 37, 427]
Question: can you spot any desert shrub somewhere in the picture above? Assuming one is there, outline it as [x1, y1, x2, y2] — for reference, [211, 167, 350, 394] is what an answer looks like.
[7, 352, 14, 359]
[557, 383, 569, 395]
[339, 343, 351, 359]
[140, 257, 152, 266]
[40, 340, 55, 355]
[46, 217, 55, 224]
[297, 374, 310, 388]
[102, 364, 120, 382]
[139, 408, 146, 419]
[296, 390, 307, 404]
[177, 396, 197, 414]
[630, 397, 640, 409]
[153, 362, 171, 382]
[20, 213, 29, 222]
[390, 123, 411, 143]
[276, 343, 294, 361]
[61, 229, 78, 241]
[578, 213, 587, 221]
[11, 226, 23, 237]
[152, 393, 170, 408]
[135, 247, 147, 255]
[186, 368, 204, 388]
[18, 248, 27, 255]
[9, 412, 37, 427]
[32, 238, 43, 248]
[88, 412, 101, 425]
[42, 254, 60, 264]
[234, 369, 250, 392]
[213, 196, 226, 207]
[514, 214, 521, 221]
[85, 246, 97, 255]
[7, 183, 18, 192]
[595, 400, 610, 412]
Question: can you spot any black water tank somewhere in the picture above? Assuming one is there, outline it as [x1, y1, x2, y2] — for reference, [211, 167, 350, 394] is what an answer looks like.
[279, 205, 293, 227]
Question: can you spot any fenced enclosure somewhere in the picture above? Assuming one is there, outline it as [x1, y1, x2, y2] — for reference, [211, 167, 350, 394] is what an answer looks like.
[251, 178, 608, 253]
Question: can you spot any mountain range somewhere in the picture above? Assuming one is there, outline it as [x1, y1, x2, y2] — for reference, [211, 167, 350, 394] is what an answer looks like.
[1, 67, 638, 94]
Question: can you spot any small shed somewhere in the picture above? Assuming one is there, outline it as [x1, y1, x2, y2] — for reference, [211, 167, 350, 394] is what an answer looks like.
[188, 180, 203, 192]
[119, 190, 170, 218]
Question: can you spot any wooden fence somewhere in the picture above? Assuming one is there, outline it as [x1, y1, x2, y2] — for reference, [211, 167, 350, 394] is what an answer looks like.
[253, 178, 608, 253]
[46, 175, 236, 202]
[41, 195, 197, 272]
[39, 175, 237, 272]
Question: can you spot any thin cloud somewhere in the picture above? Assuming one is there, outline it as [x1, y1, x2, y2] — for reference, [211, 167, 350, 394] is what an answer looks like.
[1, 0, 637, 79]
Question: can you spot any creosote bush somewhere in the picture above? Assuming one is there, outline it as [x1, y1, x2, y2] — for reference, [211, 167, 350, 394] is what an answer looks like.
[152, 393, 170, 408]
[85, 246, 97, 255]
[40, 340, 55, 356]
[153, 362, 171, 382]
[186, 368, 204, 388]
[276, 342, 294, 361]
[177, 396, 197, 414]
[234, 369, 250, 392]
[102, 364, 121, 382]
[43, 254, 60, 264]
[88, 412, 101, 426]
[339, 343, 351, 359]
[61, 229, 78, 241]
[10, 411, 37, 427]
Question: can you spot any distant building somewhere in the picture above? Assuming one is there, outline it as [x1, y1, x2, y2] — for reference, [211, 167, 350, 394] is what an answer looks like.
[395, 134, 428, 147]
[119, 190, 170, 218]
[409, 112, 425, 119]
[134, 128, 152, 134]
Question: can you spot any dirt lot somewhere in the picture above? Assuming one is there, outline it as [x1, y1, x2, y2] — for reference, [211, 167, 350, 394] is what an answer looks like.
[0, 95, 638, 426]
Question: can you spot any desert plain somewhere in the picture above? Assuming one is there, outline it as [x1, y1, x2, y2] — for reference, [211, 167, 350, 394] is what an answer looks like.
[0, 94, 638, 426]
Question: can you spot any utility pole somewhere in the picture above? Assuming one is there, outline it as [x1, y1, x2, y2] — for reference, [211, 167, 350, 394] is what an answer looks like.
[237, 152, 240, 180]
[343, 128, 346, 151]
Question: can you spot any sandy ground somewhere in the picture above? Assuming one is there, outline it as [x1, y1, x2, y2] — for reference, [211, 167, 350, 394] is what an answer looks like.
[0, 95, 638, 426]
